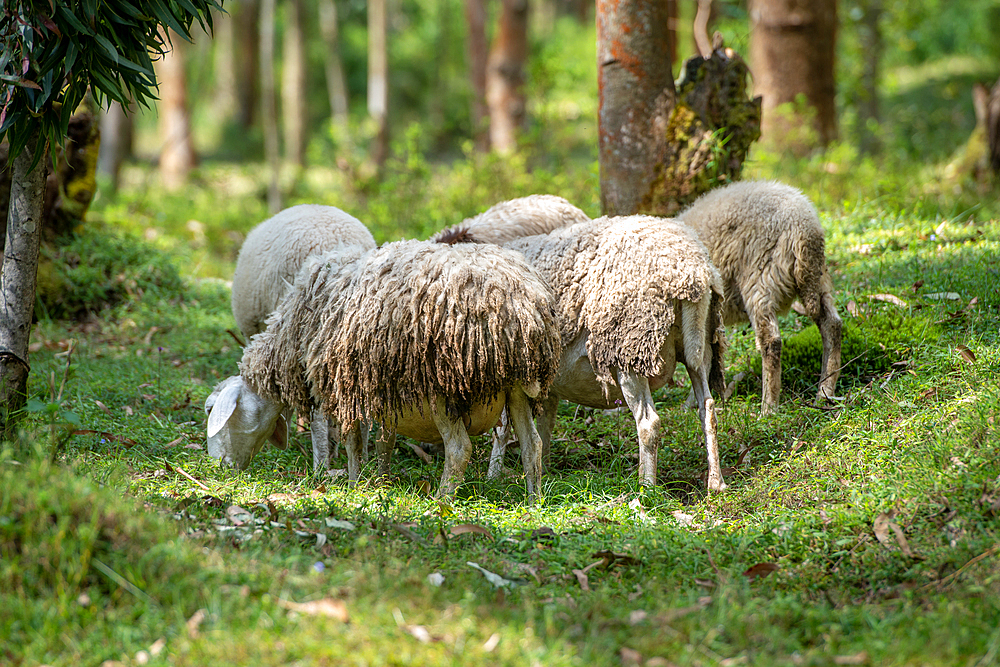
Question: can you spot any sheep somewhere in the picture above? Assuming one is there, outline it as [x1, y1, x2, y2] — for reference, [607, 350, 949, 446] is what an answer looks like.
[430, 194, 590, 245]
[676, 180, 843, 413]
[208, 240, 562, 500]
[207, 204, 377, 472]
[488, 215, 729, 492]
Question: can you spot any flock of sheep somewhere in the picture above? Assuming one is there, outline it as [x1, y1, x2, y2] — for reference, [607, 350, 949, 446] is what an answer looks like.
[204, 180, 843, 502]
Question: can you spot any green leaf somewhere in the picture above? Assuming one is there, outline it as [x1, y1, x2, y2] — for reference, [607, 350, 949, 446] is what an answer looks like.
[92, 33, 120, 66]
[25, 399, 48, 413]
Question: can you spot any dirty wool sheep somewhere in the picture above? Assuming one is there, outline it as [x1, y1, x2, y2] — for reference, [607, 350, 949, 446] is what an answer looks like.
[677, 180, 843, 413]
[220, 240, 562, 500]
[207, 204, 377, 472]
[430, 194, 590, 245]
[490, 216, 729, 492]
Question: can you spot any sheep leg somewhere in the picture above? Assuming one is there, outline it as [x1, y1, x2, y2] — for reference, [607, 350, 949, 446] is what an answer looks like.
[487, 409, 511, 480]
[814, 291, 843, 402]
[342, 420, 365, 483]
[431, 397, 473, 497]
[686, 362, 726, 492]
[616, 370, 661, 487]
[310, 410, 330, 472]
[752, 311, 782, 414]
[536, 394, 559, 467]
[506, 387, 544, 503]
[375, 423, 396, 481]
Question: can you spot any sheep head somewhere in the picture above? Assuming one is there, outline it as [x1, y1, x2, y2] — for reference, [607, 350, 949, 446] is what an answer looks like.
[204, 375, 288, 469]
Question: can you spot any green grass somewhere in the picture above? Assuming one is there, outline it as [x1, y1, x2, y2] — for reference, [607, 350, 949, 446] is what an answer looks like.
[7, 47, 1000, 665]
[5, 178, 999, 665]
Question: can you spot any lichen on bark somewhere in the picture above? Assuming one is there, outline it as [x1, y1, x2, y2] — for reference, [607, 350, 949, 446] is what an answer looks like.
[640, 37, 761, 216]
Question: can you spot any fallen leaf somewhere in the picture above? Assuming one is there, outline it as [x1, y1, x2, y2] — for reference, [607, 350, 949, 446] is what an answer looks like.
[426, 572, 445, 587]
[402, 624, 435, 643]
[163, 437, 185, 448]
[644, 659, 676, 667]
[924, 292, 961, 301]
[415, 480, 432, 495]
[148, 638, 166, 657]
[482, 633, 501, 652]
[572, 569, 590, 591]
[629, 610, 648, 625]
[448, 524, 494, 540]
[847, 300, 860, 317]
[873, 511, 896, 548]
[467, 562, 517, 588]
[956, 345, 976, 364]
[917, 388, 937, 401]
[392, 523, 428, 546]
[186, 609, 207, 638]
[592, 550, 641, 568]
[226, 505, 254, 526]
[671, 510, 699, 527]
[833, 651, 869, 665]
[277, 598, 349, 622]
[742, 563, 779, 581]
[94, 400, 112, 415]
[911, 280, 924, 292]
[620, 647, 643, 666]
[870, 293, 908, 308]
[695, 578, 716, 589]
[324, 518, 356, 530]
[404, 441, 434, 464]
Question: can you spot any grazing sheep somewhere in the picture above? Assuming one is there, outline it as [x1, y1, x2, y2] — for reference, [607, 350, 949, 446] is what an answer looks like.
[209, 240, 562, 500]
[209, 204, 377, 472]
[489, 216, 728, 492]
[430, 194, 590, 245]
[677, 180, 842, 413]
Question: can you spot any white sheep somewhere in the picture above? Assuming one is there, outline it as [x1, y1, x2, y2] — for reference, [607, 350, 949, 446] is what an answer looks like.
[208, 240, 562, 500]
[429, 194, 590, 245]
[676, 180, 843, 413]
[207, 204, 377, 472]
[489, 216, 729, 492]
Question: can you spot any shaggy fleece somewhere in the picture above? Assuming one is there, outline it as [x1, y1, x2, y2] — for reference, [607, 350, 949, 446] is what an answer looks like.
[240, 240, 561, 428]
[430, 194, 590, 245]
[507, 215, 726, 391]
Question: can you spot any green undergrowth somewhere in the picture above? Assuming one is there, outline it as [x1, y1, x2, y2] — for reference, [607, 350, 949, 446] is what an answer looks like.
[5, 178, 1000, 665]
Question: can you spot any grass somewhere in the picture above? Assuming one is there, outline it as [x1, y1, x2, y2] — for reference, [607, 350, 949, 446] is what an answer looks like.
[5, 54, 1000, 667]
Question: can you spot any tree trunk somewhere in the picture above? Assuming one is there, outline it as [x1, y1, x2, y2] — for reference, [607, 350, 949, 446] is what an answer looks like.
[319, 0, 350, 139]
[0, 133, 46, 435]
[155, 28, 197, 191]
[97, 100, 133, 192]
[368, 0, 390, 167]
[856, 0, 882, 154]
[487, 0, 529, 155]
[749, 0, 838, 152]
[233, 0, 260, 129]
[465, 0, 490, 152]
[260, 0, 282, 212]
[282, 0, 308, 167]
[597, 0, 675, 215]
[642, 36, 761, 214]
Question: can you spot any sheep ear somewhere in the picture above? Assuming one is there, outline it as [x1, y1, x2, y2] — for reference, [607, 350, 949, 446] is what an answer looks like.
[207, 384, 240, 437]
[268, 412, 289, 449]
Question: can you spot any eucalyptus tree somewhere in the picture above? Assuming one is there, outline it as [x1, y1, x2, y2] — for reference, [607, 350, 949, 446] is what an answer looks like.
[0, 0, 220, 434]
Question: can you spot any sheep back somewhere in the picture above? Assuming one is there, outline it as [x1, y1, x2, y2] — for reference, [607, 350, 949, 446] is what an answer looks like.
[431, 194, 590, 245]
[243, 240, 562, 430]
[508, 216, 722, 389]
[678, 180, 827, 323]
[232, 204, 377, 337]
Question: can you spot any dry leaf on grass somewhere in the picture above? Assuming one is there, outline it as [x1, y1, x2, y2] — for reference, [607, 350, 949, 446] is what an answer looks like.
[572, 569, 591, 591]
[742, 563, 779, 581]
[620, 647, 643, 666]
[447, 523, 494, 540]
[186, 609, 207, 638]
[869, 293, 908, 308]
[956, 345, 976, 364]
[277, 598, 349, 622]
[833, 651, 869, 665]
[873, 511, 918, 558]
[225, 505, 254, 526]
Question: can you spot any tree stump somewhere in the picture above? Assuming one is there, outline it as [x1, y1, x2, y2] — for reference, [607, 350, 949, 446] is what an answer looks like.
[639, 34, 761, 216]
